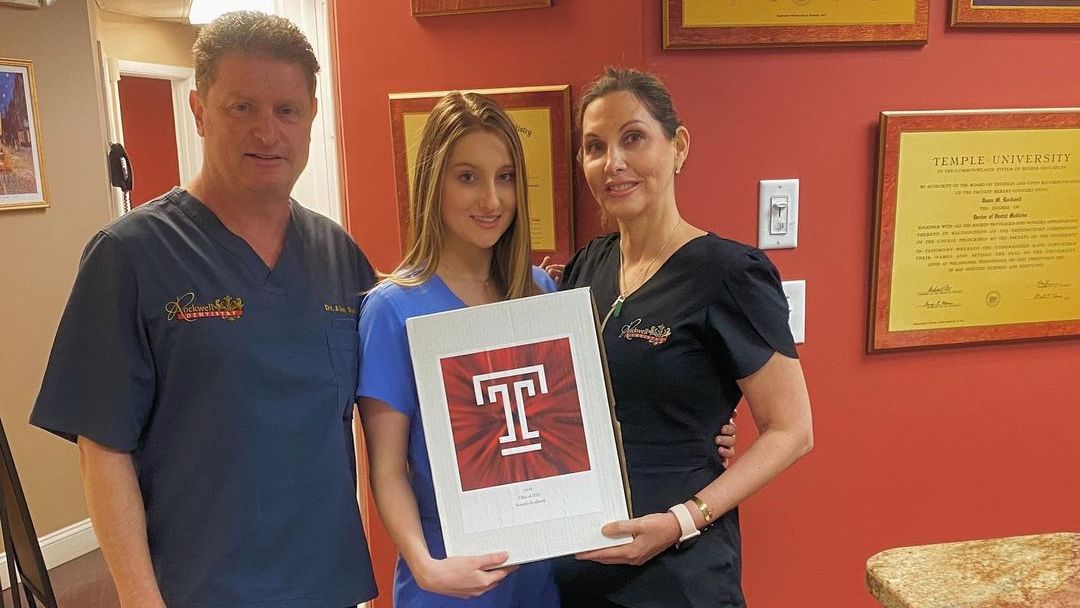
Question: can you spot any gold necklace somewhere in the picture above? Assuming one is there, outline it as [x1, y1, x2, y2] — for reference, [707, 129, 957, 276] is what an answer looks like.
[609, 217, 682, 320]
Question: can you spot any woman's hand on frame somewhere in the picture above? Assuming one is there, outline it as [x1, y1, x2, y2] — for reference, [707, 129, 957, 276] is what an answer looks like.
[575, 513, 682, 566]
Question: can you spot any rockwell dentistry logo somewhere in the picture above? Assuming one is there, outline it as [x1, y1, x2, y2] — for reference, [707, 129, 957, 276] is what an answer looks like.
[165, 293, 244, 322]
[440, 337, 591, 491]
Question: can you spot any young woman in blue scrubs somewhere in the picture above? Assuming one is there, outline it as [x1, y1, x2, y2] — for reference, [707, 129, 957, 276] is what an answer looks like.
[356, 92, 559, 607]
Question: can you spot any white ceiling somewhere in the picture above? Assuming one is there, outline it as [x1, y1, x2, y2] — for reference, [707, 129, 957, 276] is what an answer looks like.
[96, 0, 190, 21]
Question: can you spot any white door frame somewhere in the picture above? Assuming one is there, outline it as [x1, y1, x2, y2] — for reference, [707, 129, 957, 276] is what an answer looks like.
[277, 0, 345, 226]
[99, 1, 344, 226]
[103, 58, 201, 218]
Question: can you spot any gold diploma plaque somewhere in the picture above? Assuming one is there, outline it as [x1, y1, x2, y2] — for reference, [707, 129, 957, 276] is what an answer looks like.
[869, 109, 1080, 352]
[388, 86, 573, 263]
[411, 0, 550, 18]
[952, 0, 1080, 27]
[664, 0, 929, 48]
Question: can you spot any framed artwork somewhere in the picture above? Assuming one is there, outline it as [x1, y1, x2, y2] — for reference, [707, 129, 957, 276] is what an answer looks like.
[952, 0, 1080, 26]
[868, 108, 1080, 352]
[388, 85, 573, 263]
[407, 288, 631, 565]
[412, 0, 550, 17]
[0, 57, 48, 211]
[663, 0, 929, 48]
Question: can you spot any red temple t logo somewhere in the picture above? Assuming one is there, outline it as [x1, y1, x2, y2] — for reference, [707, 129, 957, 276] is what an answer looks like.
[473, 365, 546, 456]
[440, 337, 591, 491]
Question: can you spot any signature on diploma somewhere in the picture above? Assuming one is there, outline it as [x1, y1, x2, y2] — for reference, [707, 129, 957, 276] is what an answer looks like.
[919, 284, 962, 296]
[1032, 279, 1073, 302]
[918, 300, 961, 309]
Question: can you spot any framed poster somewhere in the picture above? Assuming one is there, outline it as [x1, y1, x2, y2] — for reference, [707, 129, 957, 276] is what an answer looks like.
[412, 0, 550, 17]
[952, 0, 1080, 26]
[663, 0, 929, 48]
[0, 58, 48, 211]
[869, 109, 1080, 352]
[407, 288, 631, 565]
[389, 85, 573, 263]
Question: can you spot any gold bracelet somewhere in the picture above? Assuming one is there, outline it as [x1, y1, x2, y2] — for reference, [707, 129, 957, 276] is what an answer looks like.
[690, 495, 712, 523]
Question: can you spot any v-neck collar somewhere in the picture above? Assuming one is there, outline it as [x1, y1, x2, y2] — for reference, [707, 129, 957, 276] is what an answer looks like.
[170, 188, 298, 294]
[608, 232, 711, 301]
[429, 273, 470, 309]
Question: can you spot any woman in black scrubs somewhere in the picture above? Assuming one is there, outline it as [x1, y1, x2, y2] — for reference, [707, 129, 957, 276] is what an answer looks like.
[551, 67, 814, 608]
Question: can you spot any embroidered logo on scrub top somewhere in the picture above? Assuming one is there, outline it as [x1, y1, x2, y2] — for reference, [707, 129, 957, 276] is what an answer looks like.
[165, 293, 244, 322]
[323, 303, 357, 316]
[619, 318, 672, 346]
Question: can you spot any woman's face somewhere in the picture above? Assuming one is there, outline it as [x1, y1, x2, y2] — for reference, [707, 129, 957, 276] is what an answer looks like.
[580, 90, 686, 221]
[439, 129, 518, 257]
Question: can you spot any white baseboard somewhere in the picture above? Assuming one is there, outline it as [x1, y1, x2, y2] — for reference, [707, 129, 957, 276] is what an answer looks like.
[0, 518, 98, 590]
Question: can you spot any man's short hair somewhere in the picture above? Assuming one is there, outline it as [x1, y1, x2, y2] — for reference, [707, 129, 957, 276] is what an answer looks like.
[192, 11, 320, 96]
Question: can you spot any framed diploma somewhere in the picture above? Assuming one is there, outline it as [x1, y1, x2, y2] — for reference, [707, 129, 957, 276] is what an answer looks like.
[0, 58, 48, 212]
[407, 288, 631, 565]
[663, 0, 929, 48]
[952, 0, 1080, 26]
[412, 0, 550, 18]
[869, 109, 1080, 352]
[388, 85, 573, 264]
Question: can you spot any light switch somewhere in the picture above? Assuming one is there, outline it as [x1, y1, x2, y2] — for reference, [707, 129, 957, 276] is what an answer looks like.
[769, 196, 789, 235]
[759, 179, 799, 249]
[782, 279, 806, 344]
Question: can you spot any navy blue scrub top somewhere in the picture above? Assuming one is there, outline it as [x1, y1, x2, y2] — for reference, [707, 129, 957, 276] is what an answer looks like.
[31, 189, 378, 608]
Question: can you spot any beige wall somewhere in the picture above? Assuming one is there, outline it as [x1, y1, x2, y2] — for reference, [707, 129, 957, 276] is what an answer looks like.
[0, 0, 112, 533]
[95, 8, 199, 68]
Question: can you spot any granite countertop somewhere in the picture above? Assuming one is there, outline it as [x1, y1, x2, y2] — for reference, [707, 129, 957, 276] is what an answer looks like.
[866, 532, 1080, 608]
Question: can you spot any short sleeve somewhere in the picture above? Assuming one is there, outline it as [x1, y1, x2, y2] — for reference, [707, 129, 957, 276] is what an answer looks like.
[356, 287, 417, 417]
[531, 266, 557, 294]
[560, 233, 617, 291]
[30, 231, 156, 451]
[708, 248, 798, 379]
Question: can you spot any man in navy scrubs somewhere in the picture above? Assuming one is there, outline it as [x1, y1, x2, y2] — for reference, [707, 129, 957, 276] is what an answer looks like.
[31, 12, 376, 608]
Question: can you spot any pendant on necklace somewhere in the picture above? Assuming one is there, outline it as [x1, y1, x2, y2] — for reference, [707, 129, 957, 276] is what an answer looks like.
[612, 295, 625, 318]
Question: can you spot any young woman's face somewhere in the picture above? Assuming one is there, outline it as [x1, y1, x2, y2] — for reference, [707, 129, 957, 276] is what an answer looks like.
[580, 90, 685, 221]
[439, 129, 518, 256]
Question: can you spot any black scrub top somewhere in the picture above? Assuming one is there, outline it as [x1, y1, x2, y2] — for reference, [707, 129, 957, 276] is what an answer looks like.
[554, 233, 797, 608]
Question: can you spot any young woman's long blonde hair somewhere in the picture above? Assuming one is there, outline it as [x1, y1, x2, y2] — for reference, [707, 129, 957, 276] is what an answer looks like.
[384, 92, 538, 300]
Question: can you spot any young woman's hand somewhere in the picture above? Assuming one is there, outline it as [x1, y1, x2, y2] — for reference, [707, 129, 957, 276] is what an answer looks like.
[539, 256, 565, 284]
[715, 411, 738, 466]
[413, 552, 517, 599]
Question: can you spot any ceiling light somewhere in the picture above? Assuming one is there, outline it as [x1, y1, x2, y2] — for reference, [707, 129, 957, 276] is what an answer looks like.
[188, 0, 278, 25]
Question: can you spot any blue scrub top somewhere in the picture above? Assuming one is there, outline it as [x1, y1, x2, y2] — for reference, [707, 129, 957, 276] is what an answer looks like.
[31, 189, 378, 608]
[357, 270, 559, 608]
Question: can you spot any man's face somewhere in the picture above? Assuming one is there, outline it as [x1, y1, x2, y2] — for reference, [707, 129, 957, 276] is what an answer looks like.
[190, 53, 316, 200]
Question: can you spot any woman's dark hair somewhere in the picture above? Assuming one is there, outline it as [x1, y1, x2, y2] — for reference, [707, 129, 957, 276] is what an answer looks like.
[576, 66, 682, 138]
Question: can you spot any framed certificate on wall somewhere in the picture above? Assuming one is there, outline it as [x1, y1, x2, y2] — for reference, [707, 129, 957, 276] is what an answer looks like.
[388, 85, 573, 264]
[952, 0, 1080, 26]
[869, 108, 1080, 352]
[663, 0, 929, 48]
[412, 0, 550, 18]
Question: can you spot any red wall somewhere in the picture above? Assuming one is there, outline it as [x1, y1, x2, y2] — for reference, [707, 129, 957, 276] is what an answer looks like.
[118, 76, 180, 207]
[334, 2, 1080, 605]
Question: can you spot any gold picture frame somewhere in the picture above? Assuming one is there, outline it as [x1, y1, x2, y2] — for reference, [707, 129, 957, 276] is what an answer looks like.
[412, 0, 550, 18]
[869, 108, 1080, 352]
[388, 85, 574, 263]
[952, 0, 1080, 26]
[664, 0, 929, 48]
[0, 57, 48, 211]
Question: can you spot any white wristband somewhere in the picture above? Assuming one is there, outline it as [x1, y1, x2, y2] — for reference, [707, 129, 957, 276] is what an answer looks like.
[668, 503, 701, 545]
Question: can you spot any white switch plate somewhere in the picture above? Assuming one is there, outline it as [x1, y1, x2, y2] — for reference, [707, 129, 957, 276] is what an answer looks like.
[782, 279, 806, 344]
[759, 179, 799, 249]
